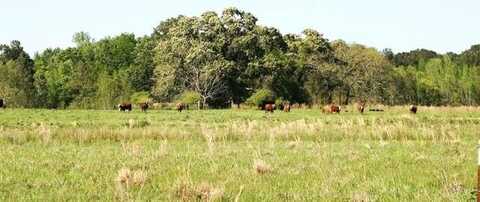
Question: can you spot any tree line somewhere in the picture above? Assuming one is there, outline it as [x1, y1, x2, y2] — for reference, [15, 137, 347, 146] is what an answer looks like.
[1, 8, 480, 109]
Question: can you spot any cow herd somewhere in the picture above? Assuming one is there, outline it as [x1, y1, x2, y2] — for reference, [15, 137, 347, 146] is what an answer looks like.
[263, 102, 418, 114]
[0, 98, 418, 114]
[112, 101, 418, 114]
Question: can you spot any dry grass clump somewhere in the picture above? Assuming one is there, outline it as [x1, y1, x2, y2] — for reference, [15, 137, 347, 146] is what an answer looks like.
[121, 142, 144, 157]
[132, 170, 148, 186]
[286, 141, 299, 149]
[151, 140, 169, 159]
[125, 119, 150, 128]
[254, 159, 272, 174]
[37, 122, 52, 143]
[174, 177, 195, 201]
[173, 178, 224, 201]
[115, 168, 147, 201]
[441, 181, 465, 199]
[115, 168, 148, 187]
[196, 182, 224, 201]
[201, 125, 216, 155]
[286, 137, 301, 149]
[351, 191, 370, 202]
[71, 121, 80, 127]
[117, 168, 132, 185]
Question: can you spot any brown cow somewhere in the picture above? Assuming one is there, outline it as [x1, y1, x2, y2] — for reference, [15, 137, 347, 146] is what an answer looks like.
[283, 103, 291, 112]
[322, 104, 341, 114]
[410, 105, 417, 114]
[117, 103, 132, 112]
[176, 103, 186, 112]
[357, 102, 366, 114]
[331, 104, 341, 113]
[264, 104, 275, 113]
[139, 103, 149, 112]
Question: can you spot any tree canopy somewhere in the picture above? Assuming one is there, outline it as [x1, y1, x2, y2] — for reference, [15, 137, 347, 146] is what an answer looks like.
[1, 8, 480, 108]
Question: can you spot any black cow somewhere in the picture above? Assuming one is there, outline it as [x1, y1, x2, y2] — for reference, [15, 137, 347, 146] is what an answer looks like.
[117, 103, 132, 112]
[410, 105, 417, 114]
[0, 99, 4, 108]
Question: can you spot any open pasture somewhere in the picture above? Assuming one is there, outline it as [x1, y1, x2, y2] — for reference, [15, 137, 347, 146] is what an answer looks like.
[0, 106, 478, 201]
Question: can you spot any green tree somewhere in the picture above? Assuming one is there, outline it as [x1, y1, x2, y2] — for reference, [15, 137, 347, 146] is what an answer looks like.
[0, 41, 36, 107]
[0, 61, 31, 107]
[460, 44, 480, 66]
[154, 12, 234, 108]
[127, 36, 155, 92]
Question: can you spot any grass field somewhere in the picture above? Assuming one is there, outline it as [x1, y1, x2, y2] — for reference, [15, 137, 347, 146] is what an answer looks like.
[0, 106, 478, 201]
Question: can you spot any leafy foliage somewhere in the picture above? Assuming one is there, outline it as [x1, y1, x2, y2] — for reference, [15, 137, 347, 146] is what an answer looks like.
[1, 8, 480, 108]
[245, 89, 275, 107]
[177, 91, 201, 105]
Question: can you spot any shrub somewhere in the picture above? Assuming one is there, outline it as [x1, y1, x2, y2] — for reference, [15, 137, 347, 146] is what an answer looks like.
[130, 91, 150, 103]
[177, 91, 201, 105]
[275, 98, 286, 106]
[245, 89, 275, 107]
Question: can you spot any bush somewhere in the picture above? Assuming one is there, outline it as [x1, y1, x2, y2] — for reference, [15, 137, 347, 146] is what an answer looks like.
[131, 91, 150, 104]
[275, 98, 286, 106]
[245, 89, 275, 107]
[178, 91, 201, 105]
[151, 102, 175, 110]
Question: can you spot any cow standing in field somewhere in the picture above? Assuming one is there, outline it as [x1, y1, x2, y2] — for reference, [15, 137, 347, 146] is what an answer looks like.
[322, 104, 341, 114]
[331, 104, 341, 113]
[357, 102, 366, 114]
[264, 104, 275, 113]
[283, 103, 291, 112]
[176, 103, 186, 112]
[410, 105, 417, 114]
[0, 99, 4, 109]
[118, 103, 132, 112]
[139, 103, 149, 112]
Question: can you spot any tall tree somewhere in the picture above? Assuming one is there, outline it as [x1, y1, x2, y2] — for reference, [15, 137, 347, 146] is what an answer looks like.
[127, 36, 156, 92]
[154, 12, 234, 107]
[0, 40, 36, 107]
[460, 44, 480, 66]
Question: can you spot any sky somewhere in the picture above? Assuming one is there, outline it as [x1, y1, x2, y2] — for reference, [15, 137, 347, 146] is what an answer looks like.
[1, 0, 479, 56]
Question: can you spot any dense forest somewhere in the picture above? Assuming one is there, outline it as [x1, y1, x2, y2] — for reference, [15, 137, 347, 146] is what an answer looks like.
[1, 8, 480, 109]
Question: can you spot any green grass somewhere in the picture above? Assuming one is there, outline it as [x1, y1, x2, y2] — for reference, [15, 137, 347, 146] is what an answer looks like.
[0, 107, 478, 201]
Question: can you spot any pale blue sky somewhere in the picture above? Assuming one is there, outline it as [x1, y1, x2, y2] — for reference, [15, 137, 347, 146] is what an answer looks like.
[1, 0, 479, 55]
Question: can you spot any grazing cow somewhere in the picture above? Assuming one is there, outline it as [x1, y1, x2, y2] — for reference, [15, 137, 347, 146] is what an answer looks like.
[139, 103, 149, 112]
[410, 105, 417, 114]
[176, 103, 186, 112]
[322, 104, 341, 114]
[117, 103, 132, 112]
[331, 104, 341, 113]
[0, 99, 4, 109]
[264, 103, 275, 113]
[357, 102, 366, 114]
[283, 103, 291, 112]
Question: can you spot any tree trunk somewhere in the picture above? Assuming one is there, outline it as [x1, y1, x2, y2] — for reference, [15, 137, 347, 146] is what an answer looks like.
[201, 97, 207, 110]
